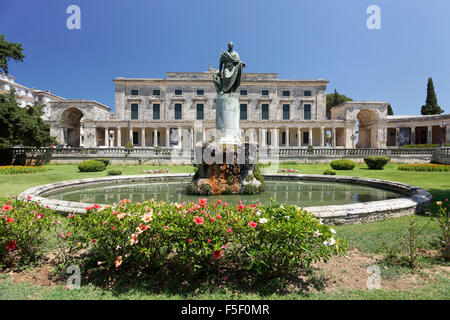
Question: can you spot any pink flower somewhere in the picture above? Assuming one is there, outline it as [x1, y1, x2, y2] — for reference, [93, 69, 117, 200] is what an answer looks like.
[54, 220, 61, 225]
[130, 233, 139, 245]
[115, 256, 122, 268]
[92, 239, 97, 243]
[68, 214, 75, 219]
[226, 228, 232, 233]
[6, 217, 14, 223]
[164, 225, 169, 230]
[193, 215, 204, 225]
[198, 198, 208, 208]
[27, 195, 32, 201]
[2, 205, 13, 212]
[35, 213, 44, 219]
[248, 221, 257, 228]
[210, 216, 216, 222]
[5, 240, 17, 251]
[94, 204, 101, 209]
[207, 238, 211, 243]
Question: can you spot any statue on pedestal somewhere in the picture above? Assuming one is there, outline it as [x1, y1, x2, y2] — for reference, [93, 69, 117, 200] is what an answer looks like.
[213, 41, 246, 94]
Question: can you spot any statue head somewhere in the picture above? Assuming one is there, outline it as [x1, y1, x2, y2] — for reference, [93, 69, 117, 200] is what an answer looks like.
[228, 41, 234, 50]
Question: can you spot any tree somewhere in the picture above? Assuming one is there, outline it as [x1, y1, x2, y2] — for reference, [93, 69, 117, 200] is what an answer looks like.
[0, 34, 25, 74]
[387, 104, 394, 115]
[421, 77, 444, 115]
[326, 89, 353, 119]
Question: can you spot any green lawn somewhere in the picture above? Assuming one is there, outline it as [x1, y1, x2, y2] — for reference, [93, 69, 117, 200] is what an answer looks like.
[0, 162, 449, 300]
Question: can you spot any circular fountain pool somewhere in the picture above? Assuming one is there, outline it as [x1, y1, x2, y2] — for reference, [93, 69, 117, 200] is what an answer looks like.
[19, 173, 432, 224]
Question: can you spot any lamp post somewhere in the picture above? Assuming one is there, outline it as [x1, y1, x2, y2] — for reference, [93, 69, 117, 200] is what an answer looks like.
[440, 122, 446, 148]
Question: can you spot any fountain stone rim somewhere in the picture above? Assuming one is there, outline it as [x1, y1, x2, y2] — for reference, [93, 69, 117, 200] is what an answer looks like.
[18, 173, 432, 224]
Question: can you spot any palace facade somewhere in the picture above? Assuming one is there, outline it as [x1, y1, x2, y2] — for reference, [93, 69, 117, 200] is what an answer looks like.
[3, 70, 449, 149]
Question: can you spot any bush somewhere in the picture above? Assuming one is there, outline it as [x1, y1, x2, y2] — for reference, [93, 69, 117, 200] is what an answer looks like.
[364, 156, 390, 170]
[64, 200, 347, 279]
[107, 169, 122, 176]
[242, 184, 259, 195]
[400, 143, 450, 149]
[78, 160, 106, 172]
[398, 164, 450, 172]
[330, 159, 355, 170]
[323, 169, 336, 175]
[0, 166, 47, 175]
[0, 197, 57, 267]
[125, 141, 134, 149]
[95, 158, 111, 167]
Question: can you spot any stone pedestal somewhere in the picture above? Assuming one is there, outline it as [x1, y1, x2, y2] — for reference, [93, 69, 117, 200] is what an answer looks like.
[216, 92, 241, 145]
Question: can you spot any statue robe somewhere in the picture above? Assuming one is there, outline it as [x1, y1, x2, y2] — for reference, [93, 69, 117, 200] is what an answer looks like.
[219, 50, 245, 93]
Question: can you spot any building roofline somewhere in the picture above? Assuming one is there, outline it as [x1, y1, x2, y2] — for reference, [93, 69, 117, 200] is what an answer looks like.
[50, 99, 110, 110]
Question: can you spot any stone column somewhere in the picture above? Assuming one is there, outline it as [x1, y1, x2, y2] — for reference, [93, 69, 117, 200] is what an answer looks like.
[262, 129, 267, 147]
[117, 128, 122, 147]
[410, 127, 415, 145]
[309, 127, 313, 146]
[154, 128, 158, 147]
[320, 127, 325, 147]
[285, 128, 290, 147]
[395, 128, 400, 147]
[428, 125, 432, 144]
[166, 128, 170, 147]
[177, 127, 182, 148]
[297, 128, 301, 147]
[129, 127, 133, 145]
[332, 128, 336, 147]
[141, 128, 146, 147]
[104, 127, 109, 147]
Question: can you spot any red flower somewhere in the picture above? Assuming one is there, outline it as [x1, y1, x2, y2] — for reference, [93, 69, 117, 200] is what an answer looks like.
[237, 200, 245, 212]
[6, 217, 14, 223]
[92, 239, 97, 243]
[216, 214, 222, 219]
[2, 205, 13, 212]
[85, 206, 93, 211]
[94, 204, 101, 209]
[207, 238, 211, 243]
[193, 215, 204, 225]
[226, 228, 232, 233]
[213, 250, 223, 259]
[216, 199, 223, 204]
[35, 213, 44, 219]
[198, 198, 208, 208]
[248, 221, 257, 228]
[27, 195, 32, 201]
[210, 216, 216, 222]
[112, 211, 119, 216]
[188, 239, 193, 243]
[5, 240, 17, 251]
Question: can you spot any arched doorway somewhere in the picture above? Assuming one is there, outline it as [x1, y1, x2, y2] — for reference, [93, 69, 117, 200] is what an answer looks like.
[356, 109, 379, 148]
[61, 107, 83, 147]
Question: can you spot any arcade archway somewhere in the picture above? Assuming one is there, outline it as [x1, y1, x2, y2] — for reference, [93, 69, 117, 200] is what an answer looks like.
[60, 107, 83, 147]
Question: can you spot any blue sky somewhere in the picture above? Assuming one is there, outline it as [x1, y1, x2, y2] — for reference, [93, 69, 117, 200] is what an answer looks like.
[1, 0, 449, 115]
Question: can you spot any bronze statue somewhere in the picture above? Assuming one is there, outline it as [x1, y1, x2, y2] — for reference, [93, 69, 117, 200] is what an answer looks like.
[213, 41, 246, 93]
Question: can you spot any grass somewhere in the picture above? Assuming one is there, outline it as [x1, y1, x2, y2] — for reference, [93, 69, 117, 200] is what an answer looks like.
[0, 162, 449, 300]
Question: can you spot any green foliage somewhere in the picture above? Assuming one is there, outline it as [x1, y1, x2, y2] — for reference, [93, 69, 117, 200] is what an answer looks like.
[421, 78, 444, 115]
[0, 197, 57, 267]
[330, 159, 356, 170]
[0, 92, 56, 164]
[323, 169, 336, 175]
[0, 165, 46, 175]
[125, 141, 134, 149]
[199, 183, 213, 195]
[387, 104, 394, 115]
[0, 34, 25, 74]
[63, 200, 347, 279]
[400, 143, 450, 149]
[242, 183, 259, 195]
[432, 200, 449, 259]
[364, 156, 390, 170]
[78, 160, 106, 172]
[326, 89, 353, 119]
[107, 169, 122, 176]
[94, 158, 111, 167]
[227, 174, 235, 185]
[186, 183, 197, 195]
[398, 164, 450, 172]
[223, 186, 233, 195]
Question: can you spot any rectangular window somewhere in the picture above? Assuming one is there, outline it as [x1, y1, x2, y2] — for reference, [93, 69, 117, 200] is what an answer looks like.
[283, 104, 290, 120]
[240, 104, 247, 120]
[282, 90, 290, 97]
[153, 104, 160, 120]
[304, 104, 311, 120]
[197, 89, 204, 96]
[240, 89, 247, 96]
[196, 103, 204, 120]
[281, 132, 286, 145]
[153, 89, 160, 96]
[262, 104, 269, 120]
[131, 89, 139, 96]
[175, 89, 182, 96]
[262, 90, 269, 96]
[304, 90, 312, 97]
[131, 103, 139, 120]
[175, 103, 182, 120]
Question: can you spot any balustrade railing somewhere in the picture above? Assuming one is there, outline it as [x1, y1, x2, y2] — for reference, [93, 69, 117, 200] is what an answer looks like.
[6, 146, 439, 164]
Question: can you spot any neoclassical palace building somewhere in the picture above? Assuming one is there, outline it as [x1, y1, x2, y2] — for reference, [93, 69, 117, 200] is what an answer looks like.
[2, 70, 449, 149]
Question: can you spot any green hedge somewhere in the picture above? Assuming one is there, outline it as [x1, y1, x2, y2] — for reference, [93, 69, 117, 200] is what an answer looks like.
[78, 160, 106, 172]
[330, 159, 356, 170]
[364, 156, 390, 170]
[400, 143, 450, 149]
[398, 164, 450, 172]
[323, 169, 336, 175]
[94, 158, 111, 167]
[107, 169, 122, 176]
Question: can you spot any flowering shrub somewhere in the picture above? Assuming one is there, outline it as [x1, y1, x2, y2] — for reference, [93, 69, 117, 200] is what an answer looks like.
[278, 169, 299, 173]
[398, 164, 450, 172]
[0, 166, 47, 175]
[142, 169, 169, 174]
[0, 197, 57, 267]
[433, 200, 449, 260]
[64, 198, 347, 278]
